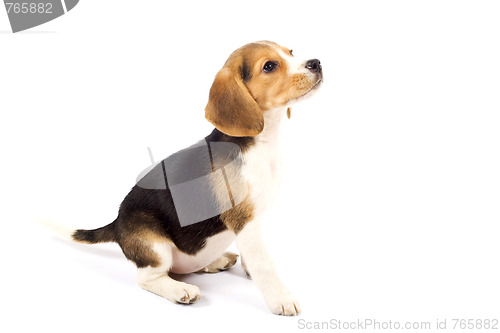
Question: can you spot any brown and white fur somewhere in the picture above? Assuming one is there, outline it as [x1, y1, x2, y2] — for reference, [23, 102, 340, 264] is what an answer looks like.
[70, 41, 322, 316]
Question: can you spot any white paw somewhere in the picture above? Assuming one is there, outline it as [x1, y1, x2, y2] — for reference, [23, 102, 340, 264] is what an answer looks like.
[170, 282, 201, 304]
[266, 292, 301, 316]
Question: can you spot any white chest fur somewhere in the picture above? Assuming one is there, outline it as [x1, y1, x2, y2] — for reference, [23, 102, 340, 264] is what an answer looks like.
[242, 108, 287, 217]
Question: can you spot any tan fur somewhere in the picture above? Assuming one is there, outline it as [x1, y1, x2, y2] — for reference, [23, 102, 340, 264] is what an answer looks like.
[220, 196, 255, 234]
[205, 67, 264, 137]
[120, 237, 162, 268]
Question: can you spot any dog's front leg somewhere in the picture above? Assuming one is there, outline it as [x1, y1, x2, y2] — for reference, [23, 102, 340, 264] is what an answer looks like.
[236, 220, 301, 316]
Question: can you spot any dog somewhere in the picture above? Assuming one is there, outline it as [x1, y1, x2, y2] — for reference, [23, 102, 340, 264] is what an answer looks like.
[71, 41, 322, 316]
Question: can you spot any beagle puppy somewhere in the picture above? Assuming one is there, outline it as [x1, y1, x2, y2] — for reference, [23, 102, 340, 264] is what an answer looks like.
[72, 41, 322, 316]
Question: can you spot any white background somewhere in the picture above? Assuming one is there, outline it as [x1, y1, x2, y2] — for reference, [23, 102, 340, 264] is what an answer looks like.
[1, 1, 499, 332]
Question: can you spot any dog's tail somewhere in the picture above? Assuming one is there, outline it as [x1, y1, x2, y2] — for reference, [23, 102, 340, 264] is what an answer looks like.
[39, 219, 117, 244]
[72, 221, 117, 244]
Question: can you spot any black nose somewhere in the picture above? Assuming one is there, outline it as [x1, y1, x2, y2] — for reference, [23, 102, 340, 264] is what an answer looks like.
[305, 59, 322, 73]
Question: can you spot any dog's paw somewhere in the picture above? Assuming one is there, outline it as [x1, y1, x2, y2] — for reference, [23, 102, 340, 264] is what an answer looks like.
[198, 252, 239, 273]
[172, 282, 201, 304]
[266, 292, 301, 316]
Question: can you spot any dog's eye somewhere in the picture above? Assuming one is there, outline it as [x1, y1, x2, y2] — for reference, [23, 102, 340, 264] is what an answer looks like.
[263, 61, 278, 73]
[289, 49, 293, 56]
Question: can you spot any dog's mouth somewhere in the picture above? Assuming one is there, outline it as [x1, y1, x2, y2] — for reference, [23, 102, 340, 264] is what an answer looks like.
[309, 77, 323, 92]
[293, 76, 323, 102]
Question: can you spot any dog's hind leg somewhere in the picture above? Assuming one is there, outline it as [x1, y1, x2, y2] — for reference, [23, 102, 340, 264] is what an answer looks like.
[135, 242, 201, 304]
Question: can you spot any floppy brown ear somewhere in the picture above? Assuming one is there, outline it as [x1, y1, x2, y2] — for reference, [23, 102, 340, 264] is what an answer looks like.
[205, 68, 264, 137]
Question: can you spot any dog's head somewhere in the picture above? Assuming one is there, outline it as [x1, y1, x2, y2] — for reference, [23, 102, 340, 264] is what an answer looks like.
[205, 41, 323, 137]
